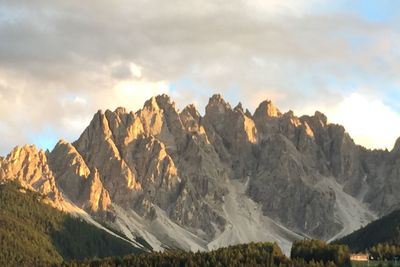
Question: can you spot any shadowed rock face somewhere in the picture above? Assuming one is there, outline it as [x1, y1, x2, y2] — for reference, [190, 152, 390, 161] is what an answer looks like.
[1, 93, 399, 250]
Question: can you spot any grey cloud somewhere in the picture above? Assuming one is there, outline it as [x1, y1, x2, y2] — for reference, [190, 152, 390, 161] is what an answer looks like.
[0, 1, 390, 81]
[0, 0, 399, 153]
[111, 63, 134, 80]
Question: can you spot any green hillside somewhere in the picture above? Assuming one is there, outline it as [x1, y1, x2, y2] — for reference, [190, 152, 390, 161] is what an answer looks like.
[334, 209, 400, 252]
[0, 181, 141, 266]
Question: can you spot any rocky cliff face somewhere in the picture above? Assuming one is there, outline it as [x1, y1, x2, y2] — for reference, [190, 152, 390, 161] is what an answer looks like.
[0, 94, 399, 253]
[0, 145, 65, 209]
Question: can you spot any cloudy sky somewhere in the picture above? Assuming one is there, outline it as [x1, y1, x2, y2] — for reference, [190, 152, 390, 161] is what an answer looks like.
[1, 0, 400, 155]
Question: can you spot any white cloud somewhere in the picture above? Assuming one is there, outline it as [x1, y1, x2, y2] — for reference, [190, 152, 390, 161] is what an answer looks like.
[110, 80, 170, 110]
[324, 93, 400, 150]
[72, 96, 87, 105]
[129, 63, 142, 79]
[243, 0, 320, 17]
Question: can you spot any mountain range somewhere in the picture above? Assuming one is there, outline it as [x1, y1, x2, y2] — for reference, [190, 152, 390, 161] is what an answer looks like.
[1, 94, 399, 255]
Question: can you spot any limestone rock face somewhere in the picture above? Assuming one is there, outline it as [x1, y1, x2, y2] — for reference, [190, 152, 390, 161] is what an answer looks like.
[0, 145, 63, 207]
[124, 135, 180, 215]
[1, 93, 400, 253]
[361, 148, 400, 214]
[48, 140, 111, 213]
[203, 94, 258, 178]
[137, 95, 187, 153]
[247, 134, 339, 239]
[82, 168, 111, 213]
[73, 110, 141, 205]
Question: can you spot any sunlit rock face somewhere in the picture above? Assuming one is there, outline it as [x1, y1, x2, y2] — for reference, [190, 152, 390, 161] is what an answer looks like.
[48, 140, 112, 213]
[1, 93, 399, 251]
[0, 145, 65, 209]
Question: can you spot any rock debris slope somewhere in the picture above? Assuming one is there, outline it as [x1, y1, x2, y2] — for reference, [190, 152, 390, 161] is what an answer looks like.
[1, 94, 399, 254]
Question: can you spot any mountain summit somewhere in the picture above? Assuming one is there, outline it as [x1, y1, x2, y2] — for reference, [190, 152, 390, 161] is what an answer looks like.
[1, 94, 399, 254]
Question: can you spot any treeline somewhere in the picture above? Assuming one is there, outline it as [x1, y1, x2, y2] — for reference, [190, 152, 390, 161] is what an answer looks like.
[65, 240, 351, 267]
[291, 240, 351, 267]
[0, 181, 140, 266]
[369, 243, 400, 261]
[65, 242, 288, 267]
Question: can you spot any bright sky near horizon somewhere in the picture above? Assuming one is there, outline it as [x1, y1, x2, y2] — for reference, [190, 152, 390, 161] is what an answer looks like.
[0, 0, 400, 155]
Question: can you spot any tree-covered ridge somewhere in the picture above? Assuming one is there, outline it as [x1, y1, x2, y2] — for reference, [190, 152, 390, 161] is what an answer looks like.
[334, 209, 400, 252]
[64, 241, 350, 267]
[0, 181, 141, 266]
[65, 242, 288, 267]
[291, 240, 351, 267]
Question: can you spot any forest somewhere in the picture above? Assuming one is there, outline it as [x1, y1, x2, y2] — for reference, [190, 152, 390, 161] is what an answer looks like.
[0, 181, 140, 266]
[64, 240, 351, 267]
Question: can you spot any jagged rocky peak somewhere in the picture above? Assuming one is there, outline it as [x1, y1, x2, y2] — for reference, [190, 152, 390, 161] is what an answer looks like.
[180, 104, 203, 133]
[285, 111, 314, 137]
[182, 104, 200, 120]
[392, 137, 400, 154]
[95, 109, 110, 128]
[0, 144, 63, 206]
[282, 110, 300, 124]
[50, 139, 90, 178]
[74, 110, 119, 157]
[155, 94, 176, 109]
[313, 111, 328, 126]
[138, 95, 187, 153]
[74, 110, 116, 153]
[206, 94, 232, 115]
[203, 94, 233, 139]
[245, 108, 252, 118]
[143, 96, 160, 111]
[254, 99, 282, 119]
[1, 145, 48, 182]
[104, 108, 141, 149]
[252, 99, 282, 136]
[142, 94, 176, 112]
[114, 106, 127, 115]
[49, 139, 90, 198]
[140, 94, 179, 123]
[233, 102, 254, 121]
[204, 94, 254, 136]
[279, 110, 315, 142]
[234, 102, 244, 113]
